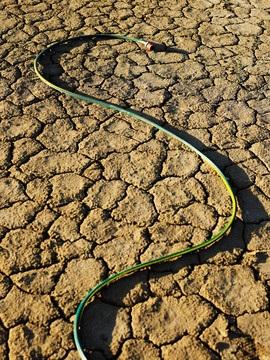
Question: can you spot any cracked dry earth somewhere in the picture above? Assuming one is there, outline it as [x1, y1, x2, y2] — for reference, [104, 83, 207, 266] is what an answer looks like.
[0, 0, 270, 359]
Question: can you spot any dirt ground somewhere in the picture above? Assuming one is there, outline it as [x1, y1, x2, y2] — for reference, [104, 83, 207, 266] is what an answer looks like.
[0, 0, 270, 359]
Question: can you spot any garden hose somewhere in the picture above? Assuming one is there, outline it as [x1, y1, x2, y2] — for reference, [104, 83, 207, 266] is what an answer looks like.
[34, 34, 237, 360]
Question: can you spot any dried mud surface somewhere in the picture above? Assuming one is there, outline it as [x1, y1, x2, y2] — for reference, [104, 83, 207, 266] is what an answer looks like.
[0, 0, 270, 359]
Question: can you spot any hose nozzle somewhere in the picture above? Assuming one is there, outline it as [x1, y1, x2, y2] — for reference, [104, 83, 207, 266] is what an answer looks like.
[145, 42, 154, 51]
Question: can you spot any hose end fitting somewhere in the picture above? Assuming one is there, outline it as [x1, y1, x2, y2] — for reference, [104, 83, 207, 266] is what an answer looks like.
[145, 42, 154, 51]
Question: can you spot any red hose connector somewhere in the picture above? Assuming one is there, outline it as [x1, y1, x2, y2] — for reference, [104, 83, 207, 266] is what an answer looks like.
[145, 42, 154, 51]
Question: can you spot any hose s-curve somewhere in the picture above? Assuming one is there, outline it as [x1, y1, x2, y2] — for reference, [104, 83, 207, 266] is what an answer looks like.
[34, 34, 237, 360]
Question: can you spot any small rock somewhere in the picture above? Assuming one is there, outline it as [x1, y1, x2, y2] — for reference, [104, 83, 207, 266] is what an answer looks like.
[83, 162, 103, 181]
[57, 201, 86, 220]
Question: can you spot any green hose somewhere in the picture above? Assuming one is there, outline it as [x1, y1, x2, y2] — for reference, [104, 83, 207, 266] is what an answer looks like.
[34, 34, 237, 360]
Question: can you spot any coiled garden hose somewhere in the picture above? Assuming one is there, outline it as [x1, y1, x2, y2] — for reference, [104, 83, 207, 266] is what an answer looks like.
[34, 34, 237, 360]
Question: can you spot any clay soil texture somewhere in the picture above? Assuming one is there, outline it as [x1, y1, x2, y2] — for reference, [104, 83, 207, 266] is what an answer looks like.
[0, 0, 270, 359]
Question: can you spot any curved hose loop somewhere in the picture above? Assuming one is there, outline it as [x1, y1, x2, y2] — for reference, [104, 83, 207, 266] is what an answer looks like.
[34, 34, 237, 360]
